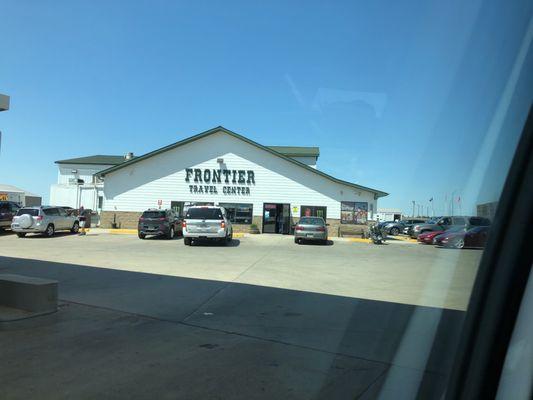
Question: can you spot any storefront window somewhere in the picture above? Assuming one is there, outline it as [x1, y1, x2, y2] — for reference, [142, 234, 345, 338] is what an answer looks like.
[341, 201, 368, 224]
[300, 205, 327, 220]
[220, 203, 253, 224]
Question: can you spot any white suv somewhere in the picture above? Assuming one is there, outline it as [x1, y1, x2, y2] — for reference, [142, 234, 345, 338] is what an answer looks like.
[11, 206, 80, 238]
[182, 206, 233, 246]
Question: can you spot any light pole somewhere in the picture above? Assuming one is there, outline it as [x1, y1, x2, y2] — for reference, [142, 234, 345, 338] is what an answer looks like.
[451, 189, 458, 216]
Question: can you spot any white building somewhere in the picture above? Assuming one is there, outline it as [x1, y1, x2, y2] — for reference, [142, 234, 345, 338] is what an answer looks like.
[50, 154, 134, 211]
[52, 127, 387, 235]
[375, 208, 403, 222]
[0, 184, 41, 206]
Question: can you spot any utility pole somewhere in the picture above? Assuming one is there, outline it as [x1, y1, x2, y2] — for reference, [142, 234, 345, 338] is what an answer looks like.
[451, 190, 457, 216]
[412, 201, 415, 217]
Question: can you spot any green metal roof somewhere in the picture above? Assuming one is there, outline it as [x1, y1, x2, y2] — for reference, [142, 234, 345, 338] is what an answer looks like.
[267, 146, 319, 158]
[55, 155, 129, 165]
[96, 126, 388, 197]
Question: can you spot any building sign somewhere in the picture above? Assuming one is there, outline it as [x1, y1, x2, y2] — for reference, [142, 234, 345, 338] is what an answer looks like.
[341, 201, 368, 224]
[0, 193, 8, 201]
[185, 168, 255, 196]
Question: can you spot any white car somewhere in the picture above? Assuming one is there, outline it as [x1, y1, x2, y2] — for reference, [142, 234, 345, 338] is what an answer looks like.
[182, 206, 233, 245]
[11, 206, 80, 237]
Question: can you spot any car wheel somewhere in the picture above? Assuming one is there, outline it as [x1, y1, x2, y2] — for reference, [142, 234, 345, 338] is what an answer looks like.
[184, 237, 191, 246]
[138, 232, 146, 239]
[454, 238, 465, 249]
[45, 224, 55, 237]
[294, 237, 299, 244]
[16, 232, 26, 238]
[71, 221, 80, 234]
[167, 227, 175, 240]
[390, 227, 400, 236]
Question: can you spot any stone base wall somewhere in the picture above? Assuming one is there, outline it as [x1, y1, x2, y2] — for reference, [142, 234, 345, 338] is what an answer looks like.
[100, 211, 142, 229]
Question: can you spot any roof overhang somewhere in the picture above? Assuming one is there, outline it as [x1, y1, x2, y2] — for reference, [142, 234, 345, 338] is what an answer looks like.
[96, 126, 388, 198]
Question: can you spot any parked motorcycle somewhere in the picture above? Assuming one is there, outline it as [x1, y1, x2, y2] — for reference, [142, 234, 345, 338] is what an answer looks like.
[370, 223, 387, 244]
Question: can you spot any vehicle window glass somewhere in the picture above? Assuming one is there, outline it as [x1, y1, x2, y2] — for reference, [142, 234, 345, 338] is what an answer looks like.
[16, 208, 39, 217]
[186, 208, 223, 220]
[58, 208, 67, 216]
[0, 203, 9, 211]
[142, 211, 166, 219]
[299, 217, 324, 225]
[44, 208, 59, 216]
[453, 217, 466, 225]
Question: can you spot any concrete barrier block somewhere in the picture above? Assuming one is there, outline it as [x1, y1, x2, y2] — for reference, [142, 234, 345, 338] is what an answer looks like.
[0, 274, 58, 313]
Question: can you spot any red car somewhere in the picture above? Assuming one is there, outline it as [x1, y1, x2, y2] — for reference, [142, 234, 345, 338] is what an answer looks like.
[434, 226, 491, 249]
[417, 230, 444, 244]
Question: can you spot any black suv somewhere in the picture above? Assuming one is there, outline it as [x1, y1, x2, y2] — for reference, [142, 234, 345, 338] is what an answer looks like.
[0, 201, 21, 230]
[138, 209, 182, 239]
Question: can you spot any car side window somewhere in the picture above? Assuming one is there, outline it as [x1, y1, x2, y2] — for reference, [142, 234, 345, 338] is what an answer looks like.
[58, 208, 67, 216]
[453, 217, 466, 225]
[439, 217, 451, 225]
[45, 208, 59, 216]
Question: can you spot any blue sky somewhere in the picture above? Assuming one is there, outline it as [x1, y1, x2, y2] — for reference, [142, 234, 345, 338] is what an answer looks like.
[1, 0, 532, 215]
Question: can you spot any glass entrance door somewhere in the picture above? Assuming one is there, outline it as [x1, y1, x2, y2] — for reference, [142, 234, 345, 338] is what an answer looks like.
[262, 203, 291, 234]
[262, 203, 278, 233]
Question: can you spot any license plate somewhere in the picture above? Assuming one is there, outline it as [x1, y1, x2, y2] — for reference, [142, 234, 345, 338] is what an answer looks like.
[12, 224, 19, 227]
[306, 234, 313, 237]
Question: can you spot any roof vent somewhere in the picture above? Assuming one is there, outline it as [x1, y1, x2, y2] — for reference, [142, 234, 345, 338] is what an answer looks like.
[125, 152, 134, 160]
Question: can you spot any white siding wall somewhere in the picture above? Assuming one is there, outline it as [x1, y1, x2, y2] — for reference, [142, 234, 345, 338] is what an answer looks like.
[103, 131, 378, 218]
[57, 164, 114, 185]
[50, 184, 103, 210]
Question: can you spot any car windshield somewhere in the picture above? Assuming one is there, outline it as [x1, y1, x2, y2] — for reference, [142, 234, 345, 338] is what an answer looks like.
[186, 208, 223, 220]
[299, 217, 324, 225]
[1, 2, 531, 399]
[142, 211, 166, 219]
[15, 208, 39, 217]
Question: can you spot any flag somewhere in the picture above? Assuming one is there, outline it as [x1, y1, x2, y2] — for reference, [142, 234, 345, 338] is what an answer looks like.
[457, 196, 461, 203]
[429, 197, 433, 202]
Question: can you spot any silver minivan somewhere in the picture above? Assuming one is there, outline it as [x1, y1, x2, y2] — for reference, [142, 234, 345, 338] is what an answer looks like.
[11, 206, 80, 237]
[182, 206, 233, 245]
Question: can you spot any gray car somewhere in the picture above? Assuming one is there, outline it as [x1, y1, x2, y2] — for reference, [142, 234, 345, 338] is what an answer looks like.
[294, 216, 328, 244]
[11, 206, 80, 238]
[380, 218, 426, 235]
[182, 206, 233, 245]
[410, 216, 491, 238]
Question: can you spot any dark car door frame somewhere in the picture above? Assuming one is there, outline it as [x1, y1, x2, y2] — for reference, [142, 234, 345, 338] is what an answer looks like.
[446, 107, 533, 399]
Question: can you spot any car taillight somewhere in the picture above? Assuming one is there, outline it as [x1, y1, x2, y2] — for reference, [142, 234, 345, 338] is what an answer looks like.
[221, 221, 225, 228]
[36, 215, 43, 221]
[139, 217, 144, 221]
[182, 221, 187, 228]
[316, 226, 326, 232]
[159, 217, 166, 221]
[295, 225, 304, 231]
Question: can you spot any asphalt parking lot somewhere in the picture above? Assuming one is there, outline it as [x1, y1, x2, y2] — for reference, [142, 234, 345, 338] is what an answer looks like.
[0, 231, 483, 399]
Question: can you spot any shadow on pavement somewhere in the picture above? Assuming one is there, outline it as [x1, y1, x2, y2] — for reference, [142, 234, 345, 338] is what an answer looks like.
[189, 238, 241, 247]
[0, 255, 464, 399]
